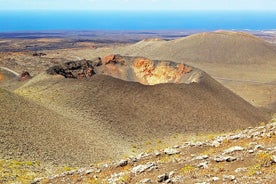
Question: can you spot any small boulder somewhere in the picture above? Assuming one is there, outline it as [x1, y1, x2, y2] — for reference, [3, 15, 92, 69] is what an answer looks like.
[132, 163, 157, 174]
[214, 155, 237, 162]
[117, 159, 128, 167]
[164, 148, 180, 155]
[223, 146, 244, 154]
[157, 173, 169, 182]
[271, 155, 276, 163]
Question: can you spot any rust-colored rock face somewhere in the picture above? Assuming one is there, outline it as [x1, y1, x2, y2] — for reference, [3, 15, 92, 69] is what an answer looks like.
[102, 54, 125, 65]
[0, 73, 3, 81]
[132, 58, 192, 85]
[47, 54, 197, 85]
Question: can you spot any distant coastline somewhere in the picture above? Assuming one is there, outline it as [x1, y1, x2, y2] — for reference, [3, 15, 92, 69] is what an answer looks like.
[0, 10, 275, 32]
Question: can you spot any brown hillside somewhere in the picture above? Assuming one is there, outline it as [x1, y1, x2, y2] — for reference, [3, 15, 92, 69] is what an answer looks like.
[15, 56, 269, 164]
[0, 88, 128, 166]
[114, 31, 276, 64]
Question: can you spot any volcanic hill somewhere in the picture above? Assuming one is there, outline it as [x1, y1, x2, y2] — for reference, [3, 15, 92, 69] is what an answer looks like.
[113, 31, 276, 64]
[4, 55, 266, 167]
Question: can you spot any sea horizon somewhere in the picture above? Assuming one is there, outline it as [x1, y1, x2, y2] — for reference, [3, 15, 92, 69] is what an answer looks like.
[0, 10, 276, 32]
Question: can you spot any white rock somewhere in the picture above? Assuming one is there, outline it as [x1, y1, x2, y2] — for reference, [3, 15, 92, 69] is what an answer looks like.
[76, 168, 86, 173]
[223, 146, 244, 154]
[248, 149, 254, 154]
[235, 167, 247, 173]
[210, 140, 221, 147]
[137, 152, 151, 160]
[171, 175, 184, 183]
[229, 134, 242, 140]
[214, 155, 237, 162]
[173, 145, 180, 148]
[249, 142, 258, 146]
[197, 161, 208, 169]
[32, 177, 43, 184]
[254, 145, 265, 151]
[271, 155, 276, 163]
[117, 159, 128, 167]
[164, 148, 180, 155]
[85, 169, 94, 175]
[139, 178, 151, 183]
[194, 155, 209, 160]
[157, 173, 169, 182]
[107, 172, 126, 184]
[212, 177, 220, 181]
[154, 150, 161, 156]
[132, 162, 157, 174]
[190, 141, 204, 147]
[223, 175, 236, 181]
[169, 171, 175, 178]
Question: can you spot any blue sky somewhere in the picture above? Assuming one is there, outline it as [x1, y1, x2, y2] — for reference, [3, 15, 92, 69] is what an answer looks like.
[0, 0, 275, 11]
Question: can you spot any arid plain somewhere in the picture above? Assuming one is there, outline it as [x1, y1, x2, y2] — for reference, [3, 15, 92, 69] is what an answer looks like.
[0, 30, 276, 183]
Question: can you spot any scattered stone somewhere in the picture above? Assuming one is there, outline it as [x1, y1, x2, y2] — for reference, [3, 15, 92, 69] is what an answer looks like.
[271, 155, 276, 163]
[139, 178, 152, 183]
[190, 141, 204, 147]
[249, 142, 258, 146]
[194, 155, 209, 160]
[85, 169, 94, 175]
[117, 159, 128, 167]
[223, 146, 244, 154]
[197, 161, 208, 169]
[248, 149, 254, 154]
[157, 173, 169, 182]
[212, 177, 220, 181]
[130, 156, 138, 162]
[180, 142, 190, 148]
[229, 134, 242, 140]
[65, 170, 75, 175]
[223, 175, 236, 181]
[164, 148, 180, 155]
[95, 169, 101, 173]
[171, 175, 184, 183]
[235, 167, 247, 173]
[132, 163, 157, 174]
[137, 152, 151, 160]
[32, 178, 43, 184]
[210, 140, 221, 147]
[214, 155, 237, 162]
[254, 145, 265, 151]
[169, 171, 175, 178]
[154, 150, 161, 157]
[107, 172, 127, 184]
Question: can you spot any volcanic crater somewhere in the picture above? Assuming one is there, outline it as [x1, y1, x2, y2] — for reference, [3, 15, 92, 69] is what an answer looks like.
[46, 54, 202, 85]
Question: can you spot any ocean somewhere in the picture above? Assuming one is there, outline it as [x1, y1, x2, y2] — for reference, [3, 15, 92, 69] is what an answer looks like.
[0, 10, 275, 32]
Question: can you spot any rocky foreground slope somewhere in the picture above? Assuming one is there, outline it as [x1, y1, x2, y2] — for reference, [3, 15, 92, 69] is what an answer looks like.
[30, 117, 276, 184]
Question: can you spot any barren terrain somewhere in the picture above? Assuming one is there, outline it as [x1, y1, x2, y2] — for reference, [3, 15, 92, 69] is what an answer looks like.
[0, 30, 275, 183]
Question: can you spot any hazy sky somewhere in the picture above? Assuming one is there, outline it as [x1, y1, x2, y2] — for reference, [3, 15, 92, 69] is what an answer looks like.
[0, 0, 275, 11]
